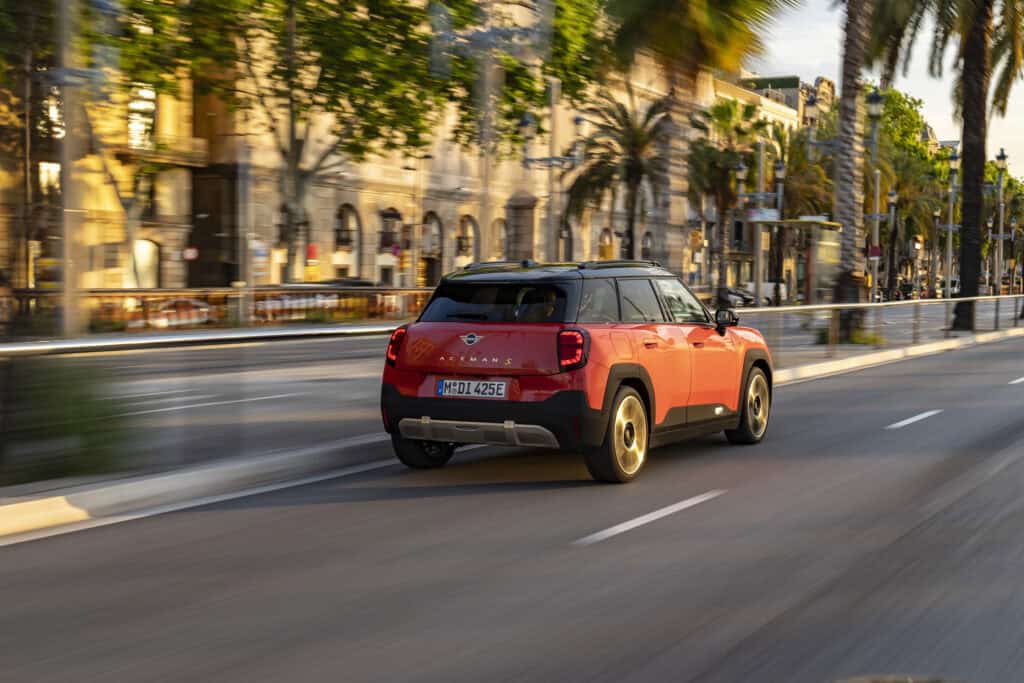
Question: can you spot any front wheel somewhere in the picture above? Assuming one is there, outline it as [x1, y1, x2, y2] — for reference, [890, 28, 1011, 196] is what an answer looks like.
[392, 435, 455, 469]
[584, 387, 649, 483]
[725, 367, 771, 445]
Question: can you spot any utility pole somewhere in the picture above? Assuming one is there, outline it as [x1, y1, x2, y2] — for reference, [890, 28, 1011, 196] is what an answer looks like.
[870, 167, 881, 303]
[547, 77, 560, 262]
[58, 0, 81, 337]
[753, 140, 764, 307]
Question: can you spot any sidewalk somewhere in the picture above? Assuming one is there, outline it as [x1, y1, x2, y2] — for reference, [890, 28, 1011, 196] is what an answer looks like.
[3, 324, 1023, 541]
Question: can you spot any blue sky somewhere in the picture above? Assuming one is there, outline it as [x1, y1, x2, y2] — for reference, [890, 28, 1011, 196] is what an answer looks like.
[752, 0, 1024, 176]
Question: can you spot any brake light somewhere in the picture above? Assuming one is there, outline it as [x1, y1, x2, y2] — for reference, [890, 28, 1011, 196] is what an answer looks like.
[386, 326, 407, 366]
[558, 329, 589, 371]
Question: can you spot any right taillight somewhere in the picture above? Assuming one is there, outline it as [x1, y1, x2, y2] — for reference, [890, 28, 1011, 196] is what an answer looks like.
[558, 329, 589, 371]
[386, 326, 408, 366]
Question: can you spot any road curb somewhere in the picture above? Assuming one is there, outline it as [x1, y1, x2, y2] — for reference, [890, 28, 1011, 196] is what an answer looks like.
[0, 434, 391, 539]
[774, 326, 1024, 386]
[3, 326, 1023, 539]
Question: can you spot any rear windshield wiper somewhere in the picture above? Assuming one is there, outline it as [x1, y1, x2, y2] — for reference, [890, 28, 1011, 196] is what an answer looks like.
[445, 312, 489, 320]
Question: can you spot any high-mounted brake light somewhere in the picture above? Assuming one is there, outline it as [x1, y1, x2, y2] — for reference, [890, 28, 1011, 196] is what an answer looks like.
[386, 326, 407, 366]
[558, 329, 589, 371]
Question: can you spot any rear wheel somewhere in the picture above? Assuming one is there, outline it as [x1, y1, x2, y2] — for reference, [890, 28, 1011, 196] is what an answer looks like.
[392, 435, 455, 469]
[584, 387, 648, 483]
[725, 367, 770, 445]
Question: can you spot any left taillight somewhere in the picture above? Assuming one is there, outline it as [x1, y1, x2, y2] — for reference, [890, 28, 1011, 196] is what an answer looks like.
[557, 328, 589, 372]
[386, 326, 408, 367]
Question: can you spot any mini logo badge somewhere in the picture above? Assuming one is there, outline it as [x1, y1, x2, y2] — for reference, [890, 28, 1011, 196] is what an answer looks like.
[460, 333, 484, 346]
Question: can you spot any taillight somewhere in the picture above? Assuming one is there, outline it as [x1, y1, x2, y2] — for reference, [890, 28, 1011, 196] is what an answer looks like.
[558, 329, 589, 371]
[386, 326, 407, 367]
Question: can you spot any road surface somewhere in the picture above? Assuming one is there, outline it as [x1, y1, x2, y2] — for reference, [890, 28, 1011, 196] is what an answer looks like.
[3, 337, 1024, 681]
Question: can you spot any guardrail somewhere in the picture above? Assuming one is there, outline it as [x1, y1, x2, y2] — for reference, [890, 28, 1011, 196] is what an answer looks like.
[736, 294, 1024, 366]
[7, 287, 434, 336]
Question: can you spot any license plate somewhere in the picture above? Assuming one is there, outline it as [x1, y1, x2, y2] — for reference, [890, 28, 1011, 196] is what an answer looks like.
[436, 379, 508, 399]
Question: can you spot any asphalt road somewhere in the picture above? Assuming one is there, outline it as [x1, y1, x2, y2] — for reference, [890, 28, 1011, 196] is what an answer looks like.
[4, 337, 1024, 681]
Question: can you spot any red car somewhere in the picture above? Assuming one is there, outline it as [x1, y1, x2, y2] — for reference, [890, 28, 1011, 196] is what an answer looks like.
[381, 261, 773, 483]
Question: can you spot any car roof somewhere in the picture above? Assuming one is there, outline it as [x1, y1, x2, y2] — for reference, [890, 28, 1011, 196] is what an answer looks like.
[442, 260, 676, 284]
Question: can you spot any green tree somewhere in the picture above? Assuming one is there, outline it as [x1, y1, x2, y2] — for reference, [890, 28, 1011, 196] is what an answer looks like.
[869, 0, 1024, 328]
[770, 125, 832, 219]
[564, 86, 671, 261]
[687, 99, 767, 308]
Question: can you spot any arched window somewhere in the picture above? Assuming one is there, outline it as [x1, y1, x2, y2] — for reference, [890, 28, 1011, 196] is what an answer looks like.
[334, 204, 360, 251]
[457, 215, 478, 260]
[641, 232, 654, 260]
[133, 239, 160, 288]
[422, 212, 443, 257]
[598, 228, 614, 260]
[491, 218, 507, 260]
[379, 208, 401, 251]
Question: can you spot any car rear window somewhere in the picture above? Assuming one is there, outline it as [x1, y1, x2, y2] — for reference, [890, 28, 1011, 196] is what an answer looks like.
[419, 282, 573, 323]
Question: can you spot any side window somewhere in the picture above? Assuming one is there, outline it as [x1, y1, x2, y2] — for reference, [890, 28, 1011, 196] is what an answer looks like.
[617, 279, 665, 323]
[577, 278, 620, 323]
[655, 278, 709, 324]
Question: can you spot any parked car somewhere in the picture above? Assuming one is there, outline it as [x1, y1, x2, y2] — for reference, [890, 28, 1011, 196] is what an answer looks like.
[381, 261, 773, 483]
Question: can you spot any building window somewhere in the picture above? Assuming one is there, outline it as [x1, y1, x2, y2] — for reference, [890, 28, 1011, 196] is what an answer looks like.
[103, 243, 121, 269]
[598, 228, 614, 260]
[379, 266, 394, 286]
[335, 204, 359, 250]
[379, 208, 401, 251]
[133, 239, 160, 288]
[38, 162, 61, 201]
[457, 215, 477, 258]
[128, 85, 157, 149]
[491, 218, 507, 259]
[641, 232, 654, 260]
[422, 213, 443, 257]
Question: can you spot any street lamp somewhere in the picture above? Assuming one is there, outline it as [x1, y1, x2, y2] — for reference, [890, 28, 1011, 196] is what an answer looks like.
[866, 88, 884, 163]
[804, 93, 818, 125]
[772, 159, 786, 305]
[996, 148, 1008, 306]
[887, 189, 898, 298]
[736, 161, 749, 186]
[945, 150, 960, 330]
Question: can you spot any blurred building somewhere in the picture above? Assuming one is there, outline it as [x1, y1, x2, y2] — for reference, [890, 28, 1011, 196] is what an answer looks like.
[0, 82, 205, 289]
[740, 75, 835, 127]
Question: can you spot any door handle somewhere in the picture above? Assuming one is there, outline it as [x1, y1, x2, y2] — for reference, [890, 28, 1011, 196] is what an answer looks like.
[643, 340, 659, 349]
[692, 341, 705, 348]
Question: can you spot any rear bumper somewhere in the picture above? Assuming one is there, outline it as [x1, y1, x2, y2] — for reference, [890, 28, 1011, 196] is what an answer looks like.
[380, 384, 605, 450]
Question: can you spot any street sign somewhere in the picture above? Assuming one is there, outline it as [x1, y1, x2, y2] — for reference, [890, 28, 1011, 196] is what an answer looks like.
[868, 246, 882, 259]
[183, 247, 199, 261]
[747, 208, 779, 222]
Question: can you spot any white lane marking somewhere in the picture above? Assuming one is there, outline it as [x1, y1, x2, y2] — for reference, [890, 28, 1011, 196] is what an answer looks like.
[573, 490, 726, 546]
[100, 389, 196, 401]
[0, 458, 398, 548]
[1010, 376, 1024, 385]
[127, 394, 218, 406]
[885, 409, 944, 430]
[113, 393, 299, 418]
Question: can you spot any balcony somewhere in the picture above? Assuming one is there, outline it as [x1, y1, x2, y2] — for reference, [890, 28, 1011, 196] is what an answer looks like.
[110, 134, 210, 168]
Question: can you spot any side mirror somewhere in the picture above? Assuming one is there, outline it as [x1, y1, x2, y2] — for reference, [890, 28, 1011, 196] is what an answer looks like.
[715, 308, 739, 333]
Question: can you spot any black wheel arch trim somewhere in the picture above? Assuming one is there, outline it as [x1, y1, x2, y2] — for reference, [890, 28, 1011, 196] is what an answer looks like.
[602, 363, 657, 428]
[739, 347, 773, 407]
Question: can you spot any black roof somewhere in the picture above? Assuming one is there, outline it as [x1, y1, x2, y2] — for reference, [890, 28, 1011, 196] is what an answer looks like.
[442, 260, 675, 283]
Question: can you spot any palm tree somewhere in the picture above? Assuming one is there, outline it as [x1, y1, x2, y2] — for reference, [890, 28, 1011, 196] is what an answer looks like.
[770, 126, 833, 218]
[564, 86, 671, 261]
[834, 0, 879, 307]
[687, 99, 768, 308]
[869, 0, 1024, 328]
[885, 149, 943, 296]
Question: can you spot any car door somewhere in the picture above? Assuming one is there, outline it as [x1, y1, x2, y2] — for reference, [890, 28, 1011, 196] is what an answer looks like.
[655, 279, 740, 417]
[615, 278, 679, 428]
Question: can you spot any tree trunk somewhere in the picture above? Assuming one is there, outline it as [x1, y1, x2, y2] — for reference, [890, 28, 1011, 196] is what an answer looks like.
[833, 0, 876, 307]
[953, 0, 993, 330]
[623, 180, 639, 260]
[886, 216, 900, 296]
[716, 198, 731, 310]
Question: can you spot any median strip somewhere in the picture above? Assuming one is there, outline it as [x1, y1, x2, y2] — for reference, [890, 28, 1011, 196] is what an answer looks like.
[573, 490, 726, 546]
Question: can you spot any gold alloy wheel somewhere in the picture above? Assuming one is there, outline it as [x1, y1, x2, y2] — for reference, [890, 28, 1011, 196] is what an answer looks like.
[613, 395, 648, 476]
[747, 373, 770, 438]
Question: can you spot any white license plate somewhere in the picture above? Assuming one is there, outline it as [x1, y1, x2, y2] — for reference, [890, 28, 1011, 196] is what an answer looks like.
[436, 379, 508, 399]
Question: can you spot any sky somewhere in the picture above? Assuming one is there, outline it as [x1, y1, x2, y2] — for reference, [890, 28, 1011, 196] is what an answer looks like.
[751, 0, 1024, 177]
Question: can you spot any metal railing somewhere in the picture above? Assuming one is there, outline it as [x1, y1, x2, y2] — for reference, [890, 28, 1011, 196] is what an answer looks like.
[736, 294, 1024, 367]
[7, 287, 434, 337]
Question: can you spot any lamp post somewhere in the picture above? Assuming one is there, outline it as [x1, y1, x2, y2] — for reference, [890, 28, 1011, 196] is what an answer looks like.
[932, 208, 941, 297]
[520, 109, 584, 261]
[866, 88, 884, 164]
[865, 89, 884, 304]
[945, 150, 960, 332]
[996, 149, 1007, 325]
[986, 215, 994, 293]
[887, 189, 898, 299]
[773, 159, 786, 305]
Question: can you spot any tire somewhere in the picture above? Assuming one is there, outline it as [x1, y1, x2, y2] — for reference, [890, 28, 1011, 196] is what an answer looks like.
[725, 367, 771, 445]
[392, 435, 455, 469]
[584, 386, 649, 484]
